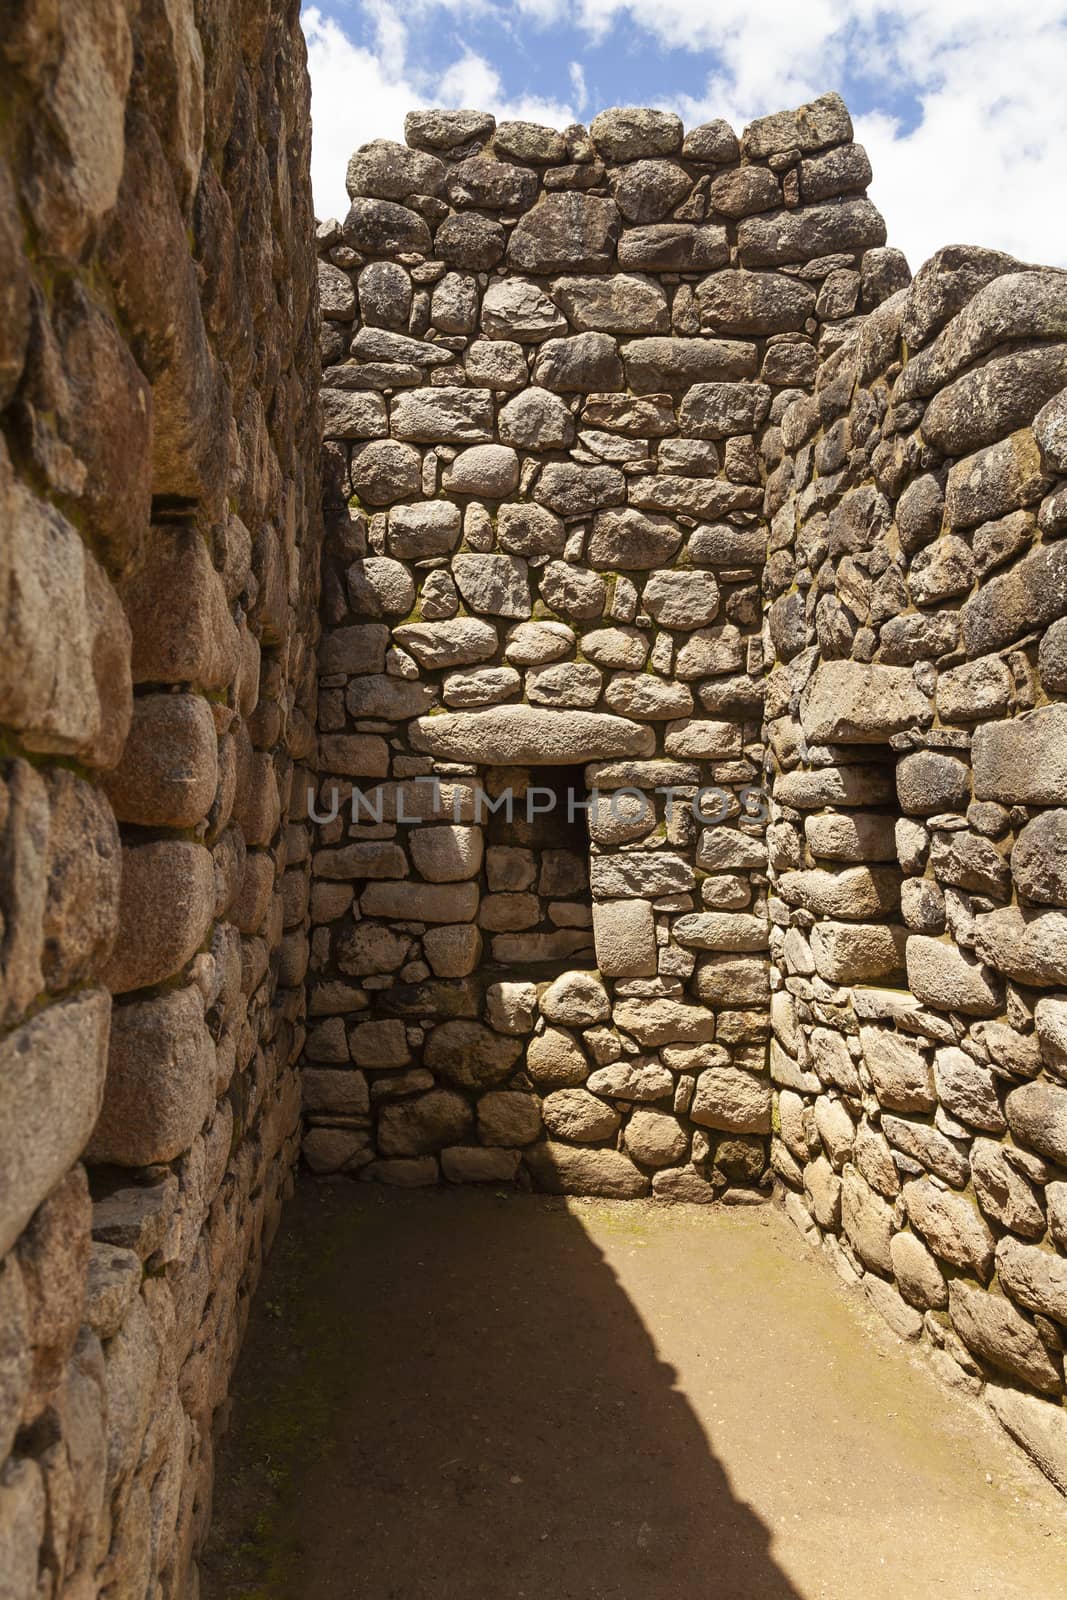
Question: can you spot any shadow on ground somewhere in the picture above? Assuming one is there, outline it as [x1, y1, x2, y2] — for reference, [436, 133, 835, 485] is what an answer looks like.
[202, 1181, 1067, 1600]
[201, 1182, 801, 1600]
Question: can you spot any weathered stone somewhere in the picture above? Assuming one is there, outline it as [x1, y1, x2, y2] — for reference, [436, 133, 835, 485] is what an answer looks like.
[973, 907, 1067, 987]
[538, 561, 608, 620]
[452, 553, 531, 618]
[696, 270, 815, 335]
[690, 1067, 771, 1133]
[477, 1090, 542, 1146]
[678, 382, 772, 441]
[0, 993, 109, 1260]
[682, 120, 739, 163]
[535, 461, 626, 517]
[508, 193, 621, 274]
[905, 936, 1002, 1016]
[525, 1142, 649, 1197]
[592, 899, 657, 977]
[348, 557, 417, 616]
[904, 1178, 995, 1279]
[423, 925, 483, 978]
[587, 1060, 673, 1101]
[891, 1230, 947, 1310]
[987, 1385, 1067, 1496]
[526, 1027, 589, 1088]
[540, 971, 610, 1027]
[883, 1113, 969, 1187]
[800, 661, 931, 742]
[493, 121, 567, 164]
[88, 985, 213, 1167]
[391, 387, 494, 444]
[970, 1141, 1045, 1238]
[962, 542, 1067, 658]
[973, 704, 1067, 806]
[642, 569, 720, 629]
[810, 922, 907, 984]
[804, 812, 897, 863]
[464, 339, 528, 389]
[100, 840, 214, 993]
[604, 675, 692, 719]
[385, 501, 462, 560]
[1005, 1080, 1067, 1167]
[626, 1107, 689, 1167]
[858, 1027, 935, 1112]
[534, 332, 624, 392]
[411, 706, 652, 763]
[590, 108, 683, 162]
[742, 93, 852, 158]
[949, 1281, 1061, 1394]
[613, 998, 715, 1046]
[553, 274, 669, 335]
[358, 261, 413, 329]
[804, 1155, 842, 1229]
[361, 881, 479, 923]
[446, 156, 538, 211]
[498, 387, 575, 450]
[379, 1090, 473, 1156]
[392, 619, 498, 670]
[778, 867, 900, 920]
[435, 212, 506, 269]
[674, 913, 769, 951]
[409, 826, 484, 883]
[618, 224, 729, 271]
[343, 197, 431, 254]
[1035, 998, 1067, 1076]
[481, 278, 567, 342]
[350, 440, 421, 505]
[347, 139, 446, 200]
[841, 1165, 894, 1274]
[542, 1088, 621, 1142]
[443, 445, 520, 498]
[424, 1020, 522, 1090]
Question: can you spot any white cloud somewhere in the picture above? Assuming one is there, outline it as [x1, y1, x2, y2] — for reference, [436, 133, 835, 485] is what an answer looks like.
[304, 6, 576, 223]
[569, 59, 587, 113]
[576, 0, 1067, 267]
[304, 0, 1067, 266]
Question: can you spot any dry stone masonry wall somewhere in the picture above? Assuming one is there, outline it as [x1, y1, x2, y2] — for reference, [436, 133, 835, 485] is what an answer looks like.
[0, 2, 320, 1594]
[309, 97, 900, 1201]
[764, 249, 1067, 1486]
[3, 21, 1067, 1579]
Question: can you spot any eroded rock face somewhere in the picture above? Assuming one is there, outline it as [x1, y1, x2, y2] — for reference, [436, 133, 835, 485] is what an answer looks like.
[0, 1, 324, 1590]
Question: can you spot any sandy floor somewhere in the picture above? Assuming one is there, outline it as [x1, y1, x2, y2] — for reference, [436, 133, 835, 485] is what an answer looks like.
[202, 1182, 1067, 1600]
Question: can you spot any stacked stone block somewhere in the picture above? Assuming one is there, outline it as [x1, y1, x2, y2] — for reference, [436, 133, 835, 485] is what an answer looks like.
[764, 248, 1067, 1486]
[0, 2, 320, 1594]
[309, 97, 893, 1200]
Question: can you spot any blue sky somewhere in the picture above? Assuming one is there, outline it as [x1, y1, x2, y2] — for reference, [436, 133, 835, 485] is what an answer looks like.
[304, 0, 1067, 269]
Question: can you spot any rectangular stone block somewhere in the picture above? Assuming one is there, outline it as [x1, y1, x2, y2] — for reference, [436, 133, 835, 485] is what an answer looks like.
[800, 662, 932, 742]
[972, 704, 1067, 805]
[86, 986, 215, 1167]
[0, 992, 110, 1257]
[360, 880, 480, 922]
[592, 899, 656, 977]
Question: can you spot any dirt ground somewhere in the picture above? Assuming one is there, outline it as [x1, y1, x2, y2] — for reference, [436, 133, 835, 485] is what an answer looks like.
[202, 1181, 1067, 1600]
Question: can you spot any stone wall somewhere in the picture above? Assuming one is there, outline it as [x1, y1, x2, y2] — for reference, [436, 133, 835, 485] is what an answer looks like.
[308, 97, 902, 1198]
[764, 250, 1067, 1479]
[0, 1, 320, 1594]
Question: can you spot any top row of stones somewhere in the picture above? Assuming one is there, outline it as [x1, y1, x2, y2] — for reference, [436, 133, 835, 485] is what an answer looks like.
[403, 94, 854, 167]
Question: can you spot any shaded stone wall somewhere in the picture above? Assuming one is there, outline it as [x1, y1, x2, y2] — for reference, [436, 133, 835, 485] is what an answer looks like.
[308, 97, 899, 1197]
[0, 1, 320, 1593]
[765, 250, 1067, 1483]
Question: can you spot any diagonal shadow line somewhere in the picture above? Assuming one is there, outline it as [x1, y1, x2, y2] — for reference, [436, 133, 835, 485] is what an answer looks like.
[203, 1182, 803, 1600]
